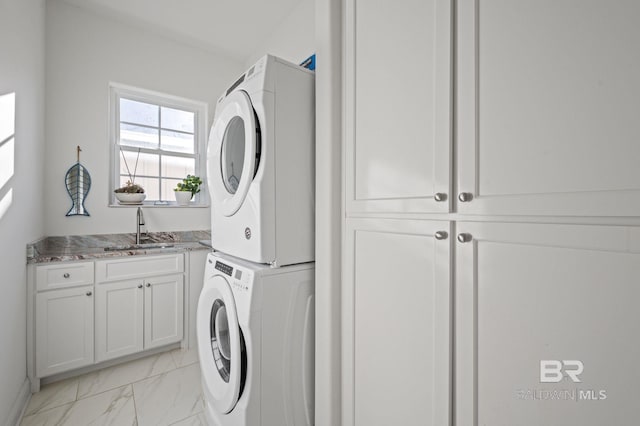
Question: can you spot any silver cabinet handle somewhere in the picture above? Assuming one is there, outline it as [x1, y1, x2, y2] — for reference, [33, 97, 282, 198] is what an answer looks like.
[457, 233, 472, 243]
[63, 273, 70, 278]
[86, 291, 92, 296]
[146, 283, 151, 287]
[434, 193, 447, 202]
[434, 231, 448, 240]
[458, 192, 473, 202]
[138, 284, 143, 289]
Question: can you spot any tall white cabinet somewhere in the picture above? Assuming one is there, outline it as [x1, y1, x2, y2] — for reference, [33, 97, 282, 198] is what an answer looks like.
[343, 1, 640, 425]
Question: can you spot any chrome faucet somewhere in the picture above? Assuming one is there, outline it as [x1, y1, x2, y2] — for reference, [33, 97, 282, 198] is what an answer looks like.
[136, 207, 147, 244]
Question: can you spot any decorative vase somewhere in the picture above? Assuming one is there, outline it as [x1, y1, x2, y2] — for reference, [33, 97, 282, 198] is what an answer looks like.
[174, 191, 193, 206]
[114, 192, 146, 205]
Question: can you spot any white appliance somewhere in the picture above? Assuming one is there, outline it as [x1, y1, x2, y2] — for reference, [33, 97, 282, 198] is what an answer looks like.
[197, 252, 315, 426]
[207, 55, 315, 267]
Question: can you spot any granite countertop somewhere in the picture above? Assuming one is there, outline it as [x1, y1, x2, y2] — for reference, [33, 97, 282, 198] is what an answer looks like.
[27, 230, 212, 264]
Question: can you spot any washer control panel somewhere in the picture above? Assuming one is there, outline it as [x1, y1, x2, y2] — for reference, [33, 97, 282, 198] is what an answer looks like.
[214, 260, 251, 292]
[210, 256, 252, 294]
[231, 266, 251, 292]
[214, 261, 233, 276]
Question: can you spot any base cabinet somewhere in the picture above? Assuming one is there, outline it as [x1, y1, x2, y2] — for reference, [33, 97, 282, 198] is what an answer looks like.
[96, 275, 183, 362]
[31, 253, 188, 386]
[456, 222, 640, 425]
[35, 285, 94, 377]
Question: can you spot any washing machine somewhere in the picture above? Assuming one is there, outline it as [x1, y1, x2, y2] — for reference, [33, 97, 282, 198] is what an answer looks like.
[207, 55, 315, 267]
[197, 252, 315, 426]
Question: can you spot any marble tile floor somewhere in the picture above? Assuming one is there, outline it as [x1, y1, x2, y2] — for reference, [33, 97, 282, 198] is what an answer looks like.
[20, 348, 206, 426]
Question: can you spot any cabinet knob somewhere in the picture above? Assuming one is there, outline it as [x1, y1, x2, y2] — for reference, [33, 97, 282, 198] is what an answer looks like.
[434, 193, 447, 202]
[434, 231, 448, 240]
[458, 192, 473, 202]
[86, 291, 92, 296]
[138, 284, 143, 289]
[457, 233, 473, 243]
[63, 273, 70, 278]
[146, 283, 151, 287]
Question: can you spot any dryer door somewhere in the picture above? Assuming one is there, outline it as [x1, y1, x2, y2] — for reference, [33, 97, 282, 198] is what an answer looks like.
[197, 275, 244, 414]
[208, 90, 258, 217]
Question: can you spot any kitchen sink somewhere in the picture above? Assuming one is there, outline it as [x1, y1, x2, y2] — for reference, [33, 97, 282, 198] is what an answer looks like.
[104, 243, 175, 251]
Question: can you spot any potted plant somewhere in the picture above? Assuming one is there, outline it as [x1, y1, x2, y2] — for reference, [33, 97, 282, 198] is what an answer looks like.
[174, 174, 202, 205]
[114, 149, 145, 204]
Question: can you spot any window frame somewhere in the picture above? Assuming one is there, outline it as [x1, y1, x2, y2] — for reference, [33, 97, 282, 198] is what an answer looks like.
[108, 82, 209, 207]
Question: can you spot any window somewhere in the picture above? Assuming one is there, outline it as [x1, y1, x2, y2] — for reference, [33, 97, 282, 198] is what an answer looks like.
[109, 83, 208, 206]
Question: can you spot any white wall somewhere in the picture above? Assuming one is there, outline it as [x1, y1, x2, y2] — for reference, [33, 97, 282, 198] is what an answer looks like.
[45, 0, 244, 237]
[0, 0, 46, 424]
[245, 0, 315, 68]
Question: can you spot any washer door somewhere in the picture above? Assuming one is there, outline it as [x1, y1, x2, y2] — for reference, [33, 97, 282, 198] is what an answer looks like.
[208, 90, 258, 217]
[197, 275, 243, 414]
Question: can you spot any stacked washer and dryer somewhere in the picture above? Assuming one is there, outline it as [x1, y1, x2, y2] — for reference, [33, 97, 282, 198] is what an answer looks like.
[197, 55, 316, 426]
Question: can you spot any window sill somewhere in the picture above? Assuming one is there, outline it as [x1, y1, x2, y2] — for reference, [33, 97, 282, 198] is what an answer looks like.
[109, 202, 209, 208]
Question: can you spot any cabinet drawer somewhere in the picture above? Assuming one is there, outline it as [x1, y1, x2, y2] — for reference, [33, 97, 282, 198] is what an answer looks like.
[96, 254, 184, 283]
[36, 262, 94, 291]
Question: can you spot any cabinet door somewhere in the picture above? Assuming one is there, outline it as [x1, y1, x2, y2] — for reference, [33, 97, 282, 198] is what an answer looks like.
[36, 286, 94, 377]
[343, 218, 451, 426]
[457, 0, 640, 216]
[95, 279, 144, 362]
[456, 222, 640, 425]
[144, 274, 184, 349]
[345, 0, 452, 214]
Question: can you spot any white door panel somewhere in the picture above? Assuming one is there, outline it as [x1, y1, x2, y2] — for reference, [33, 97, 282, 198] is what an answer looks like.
[456, 222, 640, 425]
[95, 279, 144, 362]
[457, 0, 640, 216]
[36, 286, 94, 377]
[345, 0, 452, 213]
[144, 274, 184, 349]
[343, 218, 451, 426]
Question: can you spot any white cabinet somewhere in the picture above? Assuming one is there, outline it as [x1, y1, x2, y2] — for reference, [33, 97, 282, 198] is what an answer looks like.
[95, 255, 184, 362]
[343, 218, 451, 426]
[455, 222, 640, 426]
[346, 0, 640, 216]
[35, 283, 94, 377]
[29, 251, 197, 391]
[344, 0, 452, 214]
[456, 0, 640, 216]
[95, 279, 144, 362]
[144, 274, 184, 349]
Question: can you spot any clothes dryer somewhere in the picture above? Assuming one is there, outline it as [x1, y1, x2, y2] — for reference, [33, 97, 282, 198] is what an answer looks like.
[197, 252, 315, 426]
[207, 55, 315, 267]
